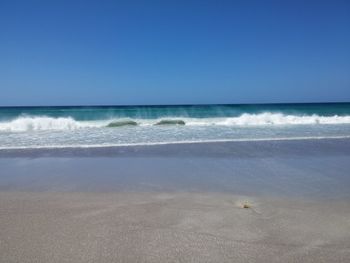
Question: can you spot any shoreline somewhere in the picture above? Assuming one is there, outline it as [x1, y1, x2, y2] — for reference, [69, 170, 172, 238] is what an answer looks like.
[1, 136, 350, 158]
[1, 138, 350, 198]
[1, 135, 350, 151]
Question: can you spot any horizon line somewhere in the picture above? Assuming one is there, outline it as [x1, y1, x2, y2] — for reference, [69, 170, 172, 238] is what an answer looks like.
[1, 101, 350, 108]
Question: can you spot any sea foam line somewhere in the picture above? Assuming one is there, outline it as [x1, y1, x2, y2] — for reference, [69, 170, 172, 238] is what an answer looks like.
[0, 135, 350, 150]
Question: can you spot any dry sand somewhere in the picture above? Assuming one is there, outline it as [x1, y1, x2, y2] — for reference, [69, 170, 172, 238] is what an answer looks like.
[1, 191, 350, 263]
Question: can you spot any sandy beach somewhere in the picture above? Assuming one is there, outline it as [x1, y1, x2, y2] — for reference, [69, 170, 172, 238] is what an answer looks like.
[1, 138, 350, 262]
[1, 191, 350, 263]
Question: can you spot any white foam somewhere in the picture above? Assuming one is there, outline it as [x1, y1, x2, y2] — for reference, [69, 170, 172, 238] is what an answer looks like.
[0, 116, 102, 132]
[185, 113, 350, 126]
[1, 113, 350, 132]
[0, 135, 349, 150]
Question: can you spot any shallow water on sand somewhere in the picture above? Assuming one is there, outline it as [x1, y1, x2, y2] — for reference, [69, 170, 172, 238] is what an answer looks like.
[1, 138, 350, 201]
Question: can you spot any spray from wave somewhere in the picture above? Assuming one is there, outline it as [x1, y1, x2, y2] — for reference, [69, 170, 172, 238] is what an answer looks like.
[0, 116, 100, 132]
[1, 113, 350, 132]
[210, 113, 350, 126]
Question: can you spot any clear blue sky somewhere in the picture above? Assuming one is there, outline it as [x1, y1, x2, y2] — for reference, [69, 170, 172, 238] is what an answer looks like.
[0, 0, 349, 106]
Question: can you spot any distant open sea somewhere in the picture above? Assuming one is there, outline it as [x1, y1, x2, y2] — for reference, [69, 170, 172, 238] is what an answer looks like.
[1, 103, 350, 149]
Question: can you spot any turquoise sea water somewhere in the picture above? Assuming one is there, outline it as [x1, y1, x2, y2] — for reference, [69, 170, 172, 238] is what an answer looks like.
[0, 103, 350, 149]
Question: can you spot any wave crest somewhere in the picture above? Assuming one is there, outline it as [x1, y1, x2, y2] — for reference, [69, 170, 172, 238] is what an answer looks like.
[155, 119, 186, 125]
[211, 113, 350, 126]
[0, 116, 98, 132]
[107, 120, 138, 127]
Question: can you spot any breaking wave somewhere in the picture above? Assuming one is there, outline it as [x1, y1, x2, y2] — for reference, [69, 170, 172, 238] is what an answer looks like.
[0, 116, 101, 132]
[207, 113, 350, 126]
[1, 113, 350, 132]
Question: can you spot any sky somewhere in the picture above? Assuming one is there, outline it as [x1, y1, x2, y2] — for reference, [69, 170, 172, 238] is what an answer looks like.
[0, 0, 349, 106]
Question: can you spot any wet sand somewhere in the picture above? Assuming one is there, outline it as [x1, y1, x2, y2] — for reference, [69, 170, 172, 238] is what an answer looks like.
[1, 138, 350, 262]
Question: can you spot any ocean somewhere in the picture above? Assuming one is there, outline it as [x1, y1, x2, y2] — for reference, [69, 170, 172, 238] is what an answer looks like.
[1, 103, 350, 149]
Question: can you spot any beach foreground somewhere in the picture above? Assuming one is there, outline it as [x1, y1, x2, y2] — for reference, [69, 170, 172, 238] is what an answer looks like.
[1, 192, 350, 263]
[1, 139, 350, 262]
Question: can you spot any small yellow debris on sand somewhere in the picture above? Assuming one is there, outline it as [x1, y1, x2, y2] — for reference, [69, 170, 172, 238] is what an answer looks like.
[242, 202, 251, 209]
